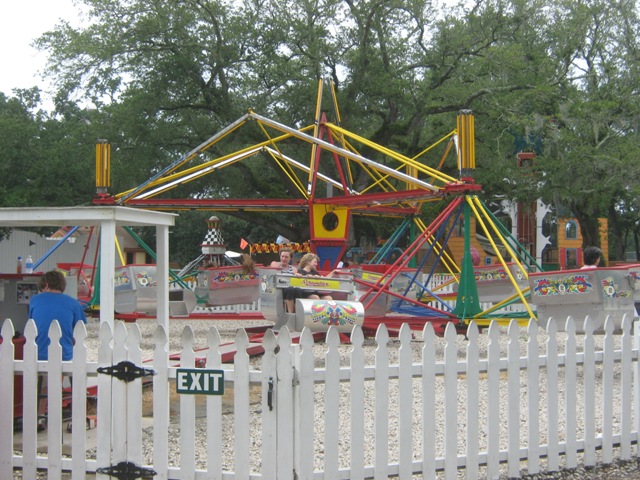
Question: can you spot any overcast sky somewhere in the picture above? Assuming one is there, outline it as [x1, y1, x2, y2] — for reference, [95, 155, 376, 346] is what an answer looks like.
[0, 0, 84, 99]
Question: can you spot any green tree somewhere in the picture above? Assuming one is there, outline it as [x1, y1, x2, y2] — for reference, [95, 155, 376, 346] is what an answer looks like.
[0, 90, 97, 208]
[534, 0, 640, 249]
[0, 91, 41, 207]
[24, 0, 640, 261]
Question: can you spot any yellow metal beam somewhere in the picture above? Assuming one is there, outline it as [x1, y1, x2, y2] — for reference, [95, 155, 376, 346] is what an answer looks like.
[466, 196, 535, 319]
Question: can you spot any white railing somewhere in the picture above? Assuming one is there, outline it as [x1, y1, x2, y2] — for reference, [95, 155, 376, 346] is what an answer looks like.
[1, 315, 639, 479]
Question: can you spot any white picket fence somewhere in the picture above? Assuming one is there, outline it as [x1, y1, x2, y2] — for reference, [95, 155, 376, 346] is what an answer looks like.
[1, 315, 639, 479]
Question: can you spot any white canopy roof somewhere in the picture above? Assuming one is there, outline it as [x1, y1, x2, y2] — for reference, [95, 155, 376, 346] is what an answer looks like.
[0, 206, 177, 330]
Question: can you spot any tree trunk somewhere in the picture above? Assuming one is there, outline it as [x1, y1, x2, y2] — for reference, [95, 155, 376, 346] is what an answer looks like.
[572, 204, 601, 249]
[607, 205, 625, 261]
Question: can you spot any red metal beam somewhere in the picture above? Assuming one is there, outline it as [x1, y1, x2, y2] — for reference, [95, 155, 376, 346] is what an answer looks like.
[441, 182, 482, 194]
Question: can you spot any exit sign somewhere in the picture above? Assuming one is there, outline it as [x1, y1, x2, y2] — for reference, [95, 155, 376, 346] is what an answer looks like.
[176, 368, 225, 395]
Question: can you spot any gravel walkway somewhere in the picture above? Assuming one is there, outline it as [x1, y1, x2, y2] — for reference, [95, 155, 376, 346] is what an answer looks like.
[519, 459, 640, 479]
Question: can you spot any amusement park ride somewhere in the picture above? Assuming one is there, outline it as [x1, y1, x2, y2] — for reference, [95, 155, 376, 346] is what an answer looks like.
[7, 79, 639, 431]
[49, 79, 640, 335]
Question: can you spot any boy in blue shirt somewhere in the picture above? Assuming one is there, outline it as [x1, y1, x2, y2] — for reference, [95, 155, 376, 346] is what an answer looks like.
[29, 270, 87, 428]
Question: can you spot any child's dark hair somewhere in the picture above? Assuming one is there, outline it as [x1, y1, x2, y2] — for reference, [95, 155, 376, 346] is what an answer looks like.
[38, 270, 67, 292]
[583, 246, 602, 266]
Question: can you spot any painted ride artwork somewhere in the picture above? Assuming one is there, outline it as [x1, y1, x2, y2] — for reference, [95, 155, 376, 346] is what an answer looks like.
[114, 264, 197, 317]
[195, 267, 259, 307]
[529, 266, 636, 333]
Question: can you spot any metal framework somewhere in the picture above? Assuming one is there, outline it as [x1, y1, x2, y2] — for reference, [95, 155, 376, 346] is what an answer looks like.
[93, 79, 538, 329]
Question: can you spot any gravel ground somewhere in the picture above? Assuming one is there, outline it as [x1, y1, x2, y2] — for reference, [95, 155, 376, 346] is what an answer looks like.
[518, 460, 640, 479]
[15, 315, 640, 479]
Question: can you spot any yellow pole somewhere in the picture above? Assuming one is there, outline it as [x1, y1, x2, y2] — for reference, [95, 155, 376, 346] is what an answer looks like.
[307, 78, 324, 195]
[457, 110, 475, 177]
[114, 234, 126, 266]
[95, 140, 111, 194]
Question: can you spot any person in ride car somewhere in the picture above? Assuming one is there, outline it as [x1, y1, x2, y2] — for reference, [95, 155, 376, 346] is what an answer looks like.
[270, 248, 297, 312]
[296, 253, 339, 301]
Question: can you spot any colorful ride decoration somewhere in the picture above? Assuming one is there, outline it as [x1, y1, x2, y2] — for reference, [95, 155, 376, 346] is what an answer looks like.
[114, 264, 197, 317]
[303, 299, 364, 330]
[249, 242, 311, 254]
[178, 215, 262, 307]
[201, 215, 226, 266]
[195, 267, 259, 306]
[529, 266, 635, 333]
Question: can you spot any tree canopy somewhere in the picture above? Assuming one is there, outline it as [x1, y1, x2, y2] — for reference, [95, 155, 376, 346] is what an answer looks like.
[1, 0, 639, 263]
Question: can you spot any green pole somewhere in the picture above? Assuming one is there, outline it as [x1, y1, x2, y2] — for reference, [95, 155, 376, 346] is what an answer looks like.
[88, 257, 100, 308]
[123, 226, 193, 290]
[408, 220, 417, 268]
[452, 201, 482, 318]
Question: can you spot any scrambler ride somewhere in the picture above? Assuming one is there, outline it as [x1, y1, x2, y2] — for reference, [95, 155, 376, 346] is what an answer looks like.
[89, 79, 538, 334]
[90, 79, 636, 336]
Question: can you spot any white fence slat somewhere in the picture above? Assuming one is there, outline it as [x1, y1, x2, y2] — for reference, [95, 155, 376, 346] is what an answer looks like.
[634, 320, 640, 459]
[276, 327, 294, 479]
[486, 321, 501, 479]
[125, 324, 143, 469]
[546, 320, 560, 471]
[96, 321, 114, 480]
[564, 318, 578, 469]
[179, 326, 196, 480]
[205, 326, 224, 479]
[111, 322, 129, 468]
[465, 322, 480, 480]
[374, 325, 390, 480]
[398, 324, 413, 479]
[349, 325, 366, 480]
[71, 322, 88, 480]
[422, 323, 437, 480]
[620, 315, 633, 460]
[324, 327, 341, 478]
[526, 319, 540, 474]
[23, 320, 39, 478]
[261, 329, 277, 479]
[443, 322, 458, 480]
[602, 317, 615, 463]
[295, 327, 316, 480]
[582, 317, 596, 466]
[0, 320, 15, 477]
[233, 328, 251, 478]
[507, 320, 521, 478]
[47, 321, 64, 480]
[152, 325, 170, 480]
